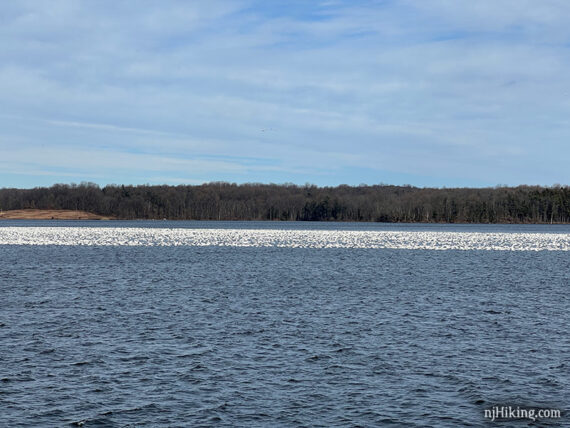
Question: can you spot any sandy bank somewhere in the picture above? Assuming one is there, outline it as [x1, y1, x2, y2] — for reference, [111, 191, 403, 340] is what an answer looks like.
[0, 209, 113, 220]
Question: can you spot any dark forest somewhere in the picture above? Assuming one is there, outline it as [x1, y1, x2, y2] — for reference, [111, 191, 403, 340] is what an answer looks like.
[0, 182, 569, 223]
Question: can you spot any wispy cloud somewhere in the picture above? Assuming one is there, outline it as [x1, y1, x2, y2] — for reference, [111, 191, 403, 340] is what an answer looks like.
[46, 119, 175, 136]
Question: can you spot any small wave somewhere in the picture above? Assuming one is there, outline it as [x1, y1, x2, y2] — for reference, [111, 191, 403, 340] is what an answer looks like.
[70, 361, 91, 366]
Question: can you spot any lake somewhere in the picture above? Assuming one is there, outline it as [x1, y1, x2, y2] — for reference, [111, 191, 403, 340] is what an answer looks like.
[1, 221, 568, 427]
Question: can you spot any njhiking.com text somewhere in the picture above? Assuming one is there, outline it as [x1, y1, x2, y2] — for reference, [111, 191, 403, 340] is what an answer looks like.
[484, 405, 561, 422]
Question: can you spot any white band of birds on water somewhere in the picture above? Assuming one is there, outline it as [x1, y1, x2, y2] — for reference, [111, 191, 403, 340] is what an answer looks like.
[0, 227, 569, 251]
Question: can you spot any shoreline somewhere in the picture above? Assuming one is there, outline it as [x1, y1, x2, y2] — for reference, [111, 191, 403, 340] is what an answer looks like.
[0, 209, 568, 224]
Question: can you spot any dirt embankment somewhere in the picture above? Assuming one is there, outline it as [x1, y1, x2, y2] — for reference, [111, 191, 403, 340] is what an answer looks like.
[0, 209, 114, 220]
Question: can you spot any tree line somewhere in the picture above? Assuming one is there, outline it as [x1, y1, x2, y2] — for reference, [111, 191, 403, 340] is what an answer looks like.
[0, 182, 569, 223]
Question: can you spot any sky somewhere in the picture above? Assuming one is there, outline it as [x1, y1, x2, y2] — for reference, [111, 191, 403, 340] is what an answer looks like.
[1, 0, 569, 189]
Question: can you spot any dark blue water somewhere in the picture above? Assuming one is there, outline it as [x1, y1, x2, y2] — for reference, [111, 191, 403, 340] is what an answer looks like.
[1, 222, 568, 427]
[4, 219, 570, 233]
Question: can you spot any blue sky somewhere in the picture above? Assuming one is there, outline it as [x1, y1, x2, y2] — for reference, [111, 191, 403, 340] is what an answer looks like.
[1, 0, 569, 188]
